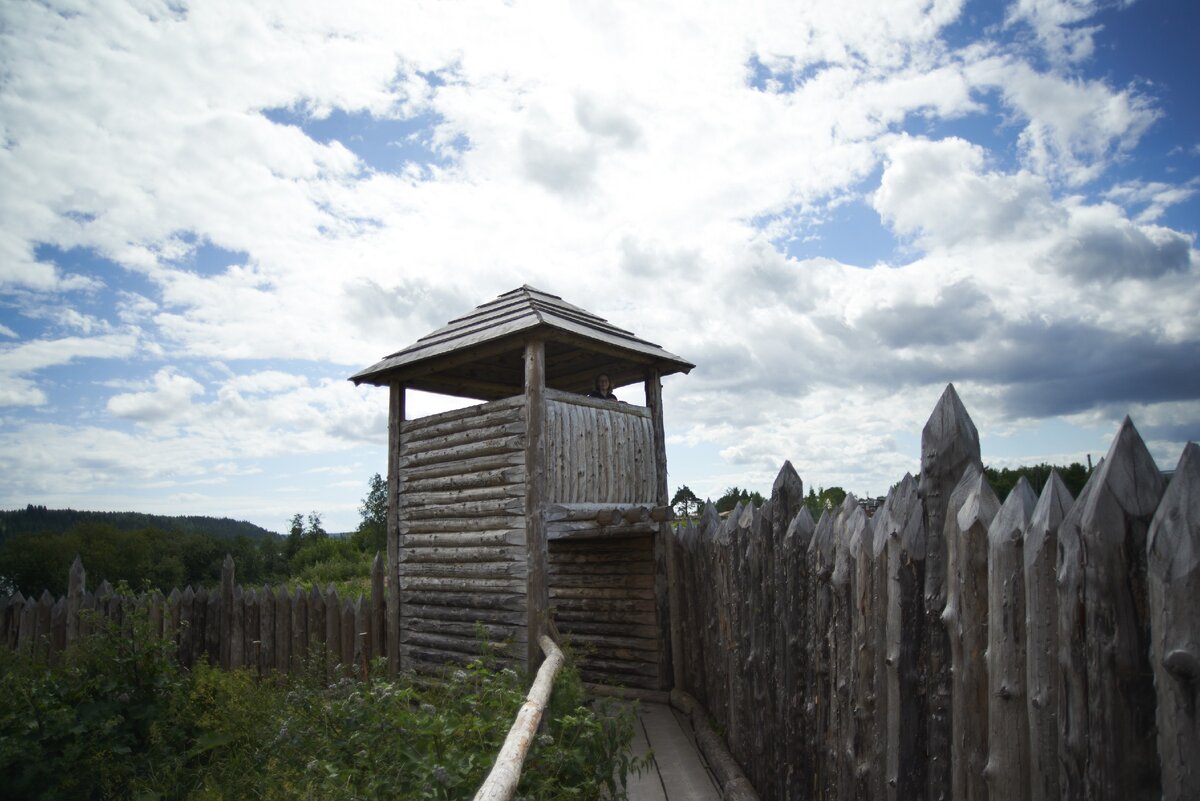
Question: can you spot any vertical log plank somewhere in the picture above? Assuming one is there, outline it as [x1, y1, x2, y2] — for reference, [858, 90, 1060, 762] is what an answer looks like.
[985, 478, 1037, 801]
[1148, 443, 1200, 801]
[919, 383, 982, 801]
[524, 338, 548, 673]
[260, 585, 275, 675]
[944, 466, 998, 801]
[220, 554, 234, 669]
[275, 585, 290, 673]
[1024, 471, 1072, 801]
[387, 381, 404, 676]
[325, 585, 341, 667]
[885, 474, 926, 801]
[645, 367, 673, 691]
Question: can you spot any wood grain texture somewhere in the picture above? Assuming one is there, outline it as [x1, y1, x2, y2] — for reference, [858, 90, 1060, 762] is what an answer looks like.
[1148, 442, 1200, 801]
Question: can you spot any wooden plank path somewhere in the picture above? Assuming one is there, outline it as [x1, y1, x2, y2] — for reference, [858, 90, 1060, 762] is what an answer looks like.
[626, 703, 721, 801]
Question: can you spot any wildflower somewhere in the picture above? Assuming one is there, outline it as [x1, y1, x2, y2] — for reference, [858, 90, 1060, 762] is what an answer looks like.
[537, 733, 554, 747]
[432, 765, 450, 785]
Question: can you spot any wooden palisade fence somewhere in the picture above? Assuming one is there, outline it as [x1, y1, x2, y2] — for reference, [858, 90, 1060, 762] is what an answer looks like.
[1, 552, 389, 677]
[669, 384, 1199, 801]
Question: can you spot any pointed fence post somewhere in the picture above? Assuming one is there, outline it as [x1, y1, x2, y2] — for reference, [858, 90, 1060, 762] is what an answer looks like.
[885, 474, 927, 801]
[1058, 419, 1164, 800]
[985, 477, 1037, 801]
[1025, 471, 1073, 801]
[919, 383, 982, 801]
[1148, 443, 1200, 801]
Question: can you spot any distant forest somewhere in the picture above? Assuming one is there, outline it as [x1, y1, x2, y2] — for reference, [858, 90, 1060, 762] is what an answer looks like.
[0, 506, 277, 544]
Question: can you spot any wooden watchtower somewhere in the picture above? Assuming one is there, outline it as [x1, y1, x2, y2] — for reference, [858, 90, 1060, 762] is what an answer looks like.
[350, 286, 693, 689]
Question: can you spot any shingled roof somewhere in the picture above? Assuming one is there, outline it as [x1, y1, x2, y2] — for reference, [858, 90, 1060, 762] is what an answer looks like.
[349, 285, 694, 400]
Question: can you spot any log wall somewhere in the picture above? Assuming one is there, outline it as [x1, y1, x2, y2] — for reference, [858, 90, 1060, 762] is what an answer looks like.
[669, 388, 1197, 801]
[544, 389, 656, 504]
[396, 396, 528, 672]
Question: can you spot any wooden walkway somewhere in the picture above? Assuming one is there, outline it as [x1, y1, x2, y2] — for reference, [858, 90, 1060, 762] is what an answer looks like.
[625, 703, 721, 801]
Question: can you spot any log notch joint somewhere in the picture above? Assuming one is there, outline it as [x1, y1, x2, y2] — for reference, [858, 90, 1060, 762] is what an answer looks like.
[350, 286, 693, 684]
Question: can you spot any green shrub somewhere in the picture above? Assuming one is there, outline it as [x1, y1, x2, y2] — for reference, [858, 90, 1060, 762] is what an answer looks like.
[0, 609, 640, 800]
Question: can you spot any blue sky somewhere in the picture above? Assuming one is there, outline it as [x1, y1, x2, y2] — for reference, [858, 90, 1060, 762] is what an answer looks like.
[1, 0, 1197, 532]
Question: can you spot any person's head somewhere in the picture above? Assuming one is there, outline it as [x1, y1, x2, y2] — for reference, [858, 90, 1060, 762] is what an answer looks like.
[595, 373, 611, 393]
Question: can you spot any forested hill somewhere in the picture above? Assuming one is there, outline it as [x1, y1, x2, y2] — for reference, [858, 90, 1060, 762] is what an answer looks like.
[0, 505, 278, 544]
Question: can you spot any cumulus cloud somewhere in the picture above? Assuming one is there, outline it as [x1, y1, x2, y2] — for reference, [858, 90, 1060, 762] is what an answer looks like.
[0, 0, 1195, 519]
[873, 136, 1060, 249]
[107, 369, 205, 423]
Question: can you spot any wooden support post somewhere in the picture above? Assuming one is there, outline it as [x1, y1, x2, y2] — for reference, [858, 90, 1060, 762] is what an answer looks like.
[66, 557, 84, 647]
[646, 366, 673, 691]
[524, 339, 548, 673]
[387, 382, 404, 676]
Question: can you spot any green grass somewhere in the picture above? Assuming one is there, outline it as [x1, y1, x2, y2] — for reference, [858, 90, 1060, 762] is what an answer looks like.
[0, 609, 643, 801]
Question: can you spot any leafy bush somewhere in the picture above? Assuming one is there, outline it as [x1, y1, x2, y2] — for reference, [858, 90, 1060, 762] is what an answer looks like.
[0, 607, 641, 801]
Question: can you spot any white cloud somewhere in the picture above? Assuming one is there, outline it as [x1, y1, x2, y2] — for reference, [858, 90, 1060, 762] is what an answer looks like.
[106, 368, 205, 423]
[0, 333, 139, 407]
[1005, 0, 1132, 66]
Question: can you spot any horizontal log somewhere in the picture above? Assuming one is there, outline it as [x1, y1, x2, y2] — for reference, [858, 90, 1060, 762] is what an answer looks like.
[548, 548, 652, 566]
[400, 576, 524, 593]
[547, 522, 659, 541]
[400, 396, 523, 435]
[550, 586, 656, 603]
[405, 618, 520, 640]
[403, 497, 525, 521]
[579, 668, 659, 690]
[559, 632, 659, 653]
[554, 608, 658, 626]
[399, 435, 525, 470]
[576, 656, 659, 677]
[401, 420, 526, 457]
[555, 620, 660, 639]
[401, 546, 520, 564]
[401, 630, 512, 655]
[549, 534, 652, 554]
[400, 561, 527, 580]
[403, 466, 526, 495]
[403, 604, 525, 628]
[402, 410, 523, 446]
[549, 561, 655, 576]
[401, 516, 523, 534]
[401, 484, 525, 509]
[549, 573, 655, 590]
[546, 503, 657, 522]
[400, 452, 525, 482]
[403, 530, 525, 549]
[402, 591, 525, 611]
[545, 388, 651, 418]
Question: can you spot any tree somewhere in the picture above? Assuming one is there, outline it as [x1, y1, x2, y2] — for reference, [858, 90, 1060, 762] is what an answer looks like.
[671, 485, 701, 518]
[804, 486, 847, 519]
[352, 473, 388, 553]
[715, 486, 765, 514]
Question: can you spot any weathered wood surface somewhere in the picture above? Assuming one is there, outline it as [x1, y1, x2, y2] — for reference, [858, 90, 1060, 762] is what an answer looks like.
[919, 383, 982, 801]
[985, 477, 1036, 801]
[395, 395, 528, 672]
[3, 554, 389, 678]
[884, 473, 926, 801]
[472, 636, 565, 801]
[1024, 471, 1072, 801]
[1060, 419, 1164, 801]
[1149, 442, 1200, 801]
[544, 395, 657, 504]
[944, 466, 998, 801]
[807, 506, 837, 801]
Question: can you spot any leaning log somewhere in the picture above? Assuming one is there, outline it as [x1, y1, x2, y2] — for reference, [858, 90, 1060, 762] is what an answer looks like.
[472, 636, 565, 801]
